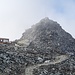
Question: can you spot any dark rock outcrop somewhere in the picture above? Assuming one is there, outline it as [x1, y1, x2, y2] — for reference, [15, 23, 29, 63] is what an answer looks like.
[20, 17, 75, 55]
[19, 17, 75, 75]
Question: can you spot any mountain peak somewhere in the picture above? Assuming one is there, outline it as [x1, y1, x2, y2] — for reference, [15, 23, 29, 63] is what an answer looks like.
[41, 17, 50, 20]
[40, 17, 54, 24]
[18, 17, 74, 53]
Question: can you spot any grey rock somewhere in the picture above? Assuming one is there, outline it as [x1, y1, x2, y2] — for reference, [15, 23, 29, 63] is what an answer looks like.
[0, 17, 75, 75]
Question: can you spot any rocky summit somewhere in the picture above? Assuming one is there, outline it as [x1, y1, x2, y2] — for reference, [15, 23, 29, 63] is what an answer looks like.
[19, 17, 75, 54]
[0, 17, 75, 75]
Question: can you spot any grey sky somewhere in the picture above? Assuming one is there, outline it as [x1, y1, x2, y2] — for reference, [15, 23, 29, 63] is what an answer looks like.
[0, 0, 75, 41]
